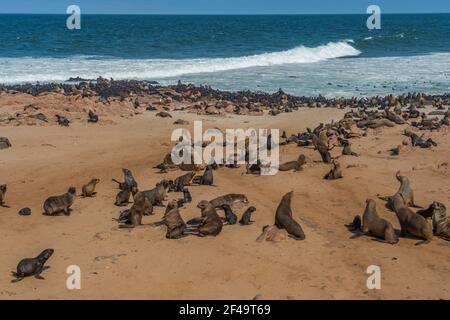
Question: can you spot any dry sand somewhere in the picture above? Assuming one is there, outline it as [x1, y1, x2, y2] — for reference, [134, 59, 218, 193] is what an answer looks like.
[1, 104, 450, 300]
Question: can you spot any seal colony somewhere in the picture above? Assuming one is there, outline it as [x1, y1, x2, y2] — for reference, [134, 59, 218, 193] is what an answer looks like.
[1, 80, 450, 299]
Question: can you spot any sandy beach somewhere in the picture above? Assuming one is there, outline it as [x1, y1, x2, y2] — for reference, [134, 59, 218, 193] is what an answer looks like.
[1, 87, 449, 300]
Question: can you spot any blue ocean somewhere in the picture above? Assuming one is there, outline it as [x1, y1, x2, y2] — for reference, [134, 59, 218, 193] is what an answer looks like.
[1, 14, 450, 97]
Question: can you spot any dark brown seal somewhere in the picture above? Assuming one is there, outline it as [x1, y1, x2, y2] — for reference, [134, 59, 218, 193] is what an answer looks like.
[11, 249, 54, 282]
[324, 161, 343, 180]
[163, 200, 187, 239]
[278, 155, 306, 172]
[274, 191, 305, 240]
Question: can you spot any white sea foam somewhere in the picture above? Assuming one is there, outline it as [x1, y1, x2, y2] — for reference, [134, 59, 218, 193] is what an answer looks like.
[0, 41, 360, 83]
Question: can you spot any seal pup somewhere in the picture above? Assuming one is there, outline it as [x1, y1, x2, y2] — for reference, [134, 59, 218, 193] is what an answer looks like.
[275, 191, 305, 240]
[278, 155, 306, 172]
[56, 115, 70, 126]
[183, 188, 192, 203]
[115, 187, 131, 207]
[221, 204, 237, 225]
[163, 200, 187, 239]
[119, 192, 152, 228]
[18, 208, 32, 216]
[391, 193, 433, 245]
[345, 215, 362, 232]
[88, 110, 98, 123]
[210, 194, 249, 208]
[418, 202, 450, 240]
[11, 249, 54, 282]
[341, 140, 358, 157]
[324, 161, 343, 180]
[81, 178, 100, 197]
[256, 225, 289, 242]
[173, 172, 196, 192]
[184, 201, 223, 237]
[0, 184, 9, 208]
[43, 187, 76, 215]
[351, 199, 398, 244]
[239, 206, 256, 225]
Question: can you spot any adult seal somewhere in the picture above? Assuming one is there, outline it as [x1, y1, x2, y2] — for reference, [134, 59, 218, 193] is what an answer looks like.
[278, 155, 306, 172]
[352, 199, 398, 244]
[0, 184, 9, 208]
[82, 178, 100, 197]
[275, 191, 305, 240]
[210, 194, 249, 208]
[185, 201, 223, 237]
[163, 200, 187, 239]
[11, 249, 54, 282]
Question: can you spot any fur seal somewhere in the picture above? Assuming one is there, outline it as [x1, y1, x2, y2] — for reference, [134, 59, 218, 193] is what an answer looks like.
[418, 202, 450, 240]
[156, 111, 172, 118]
[341, 140, 358, 157]
[119, 192, 152, 228]
[18, 207, 32, 216]
[112, 168, 138, 190]
[56, 114, 70, 126]
[210, 194, 249, 208]
[275, 191, 305, 240]
[352, 199, 398, 244]
[0, 137, 12, 149]
[391, 193, 433, 245]
[173, 172, 196, 192]
[43, 187, 76, 215]
[0, 184, 9, 208]
[311, 132, 334, 164]
[345, 215, 362, 232]
[239, 206, 256, 225]
[221, 204, 238, 224]
[115, 188, 131, 206]
[88, 110, 98, 123]
[82, 178, 100, 197]
[140, 180, 170, 207]
[256, 225, 288, 242]
[278, 155, 306, 172]
[163, 200, 187, 239]
[11, 249, 54, 282]
[193, 165, 214, 185]
[183, 188, 192, 203]
[324, 161, 343, 180]
[184, 201, 223, 237]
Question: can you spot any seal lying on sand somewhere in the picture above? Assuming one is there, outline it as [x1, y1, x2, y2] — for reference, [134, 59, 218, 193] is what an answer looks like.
[11, 249, 54, 282]
[350, 199, 398, 244]
[43, 187, 76, 215]
[278, 155, 306, 172]
[210, 194, 249, 208]
[82, 178, 100, 197]
[0, 184, 9, 208]
[275, 191, 305, 240]
[418, 202, 450, 240]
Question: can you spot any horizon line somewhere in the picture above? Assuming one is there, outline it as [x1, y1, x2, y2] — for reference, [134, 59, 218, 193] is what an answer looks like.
[0, 12, 450, 15]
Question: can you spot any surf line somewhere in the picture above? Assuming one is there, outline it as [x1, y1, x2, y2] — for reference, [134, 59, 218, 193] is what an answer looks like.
[170, 120, 280, 175]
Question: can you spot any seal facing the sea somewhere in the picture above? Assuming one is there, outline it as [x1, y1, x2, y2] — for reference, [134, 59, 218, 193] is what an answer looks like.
[275, 191, 305, 240]
[43, 187, 76, 215]
[11, 249, 54, 282]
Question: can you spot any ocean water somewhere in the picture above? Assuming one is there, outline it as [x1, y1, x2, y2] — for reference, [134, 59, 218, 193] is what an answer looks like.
[1, 14, 450, 97]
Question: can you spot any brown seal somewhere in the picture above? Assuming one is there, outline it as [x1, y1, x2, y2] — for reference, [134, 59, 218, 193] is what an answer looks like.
[324, 161, 343, 180]
[163, 200, 187, 239]
[43, 187, 76, 215]
[311, 131, 334, 163]
[119, 192, 152, 228]
[81, 178, 100, 197]
[278, 155, 306, 172]
[352, 199, 398, 244]
[418, 202, 450, 241]
[140, 179, 170, 207]
[209, 194, 249, 208]
[184, 201, 223, 237]
[114, 188, 131, 206]
[112, 168, 138, 190]
[173, 172, 196, 192]
[391, 193, 433, 245]
[0, 184, 9, 208]
[274, 191, 305, 240]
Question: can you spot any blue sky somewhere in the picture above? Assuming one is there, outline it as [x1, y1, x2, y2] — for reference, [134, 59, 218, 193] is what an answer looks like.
[1, 0, 449, 14]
